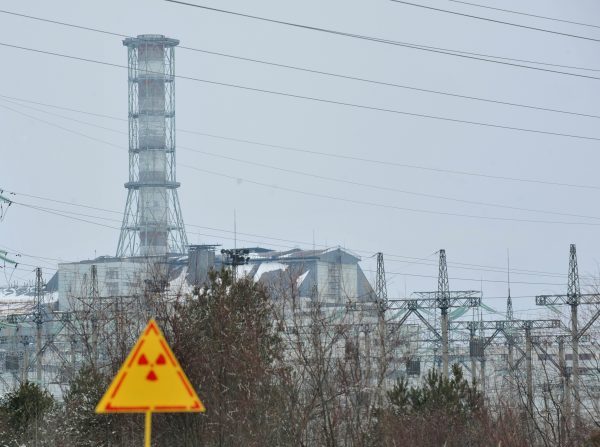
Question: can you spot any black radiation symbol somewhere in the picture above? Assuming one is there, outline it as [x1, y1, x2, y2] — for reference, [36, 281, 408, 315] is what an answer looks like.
[138, 353, 167, 381]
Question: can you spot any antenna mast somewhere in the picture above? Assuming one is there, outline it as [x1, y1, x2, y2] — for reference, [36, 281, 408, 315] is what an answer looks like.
[507, 249, 513, 321]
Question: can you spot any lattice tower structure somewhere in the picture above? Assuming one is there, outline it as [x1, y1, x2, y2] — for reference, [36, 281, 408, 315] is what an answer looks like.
[117, 35, 188, 257]
[437, 249, 450, 309]
[375, 253, 387, 303]
[567, 244, 580, 305]
[507, 253, 513, 321]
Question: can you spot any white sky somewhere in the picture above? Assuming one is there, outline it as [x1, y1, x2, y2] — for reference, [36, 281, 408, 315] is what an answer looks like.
[1, 0, 599, 320]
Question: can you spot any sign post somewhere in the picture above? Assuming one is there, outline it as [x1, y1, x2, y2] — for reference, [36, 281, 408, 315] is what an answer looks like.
[145, 412, 152, 447]
[96, 319, 205, 445]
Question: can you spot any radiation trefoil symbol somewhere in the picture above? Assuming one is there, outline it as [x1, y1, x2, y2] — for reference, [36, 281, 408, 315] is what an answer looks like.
[138, 352, 167, 381]
[96, 319, 205, 413]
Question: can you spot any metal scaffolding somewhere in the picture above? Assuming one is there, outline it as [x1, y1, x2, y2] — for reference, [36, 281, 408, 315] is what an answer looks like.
[117, 34, 188, 258]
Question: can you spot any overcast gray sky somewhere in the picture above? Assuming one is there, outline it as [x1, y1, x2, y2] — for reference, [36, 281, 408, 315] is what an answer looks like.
[1, 0, 599, 319]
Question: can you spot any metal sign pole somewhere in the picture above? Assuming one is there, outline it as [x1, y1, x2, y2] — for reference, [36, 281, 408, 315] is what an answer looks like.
[145, 411, 152, 447]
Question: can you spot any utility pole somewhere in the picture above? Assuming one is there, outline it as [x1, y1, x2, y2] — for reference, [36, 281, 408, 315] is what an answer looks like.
[536, 244, 600, 426]
[452, 319, 560, 411]
[21, 336, 30, 383]
[375, 252, 388, 315]
[558, 337, 569, 430]
[409, 249, 481, 378]
[506, 250, 513, 321]
[508, 335, 515, 403]
[374, 252, 388, 391]
[525, 323, 533, 412]
[530, 332, 589, 440]
[91, 265, 99, 365]
[438, 249, 450, 378]
[33, 267, 43, 386]
[506, 252, 515, 403]
[480, 352, 486, 394]
[568, 244, 580, 426]
[388, 290, 481, 377]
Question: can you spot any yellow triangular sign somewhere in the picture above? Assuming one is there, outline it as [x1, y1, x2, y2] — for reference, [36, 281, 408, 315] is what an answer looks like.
[96, 319, 205, 413]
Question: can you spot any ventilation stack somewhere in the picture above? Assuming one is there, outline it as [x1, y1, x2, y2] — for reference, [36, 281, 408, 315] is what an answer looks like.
[117, 35, 187, 258]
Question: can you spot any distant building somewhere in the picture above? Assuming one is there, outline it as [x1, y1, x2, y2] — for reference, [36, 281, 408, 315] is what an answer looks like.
[56, 245, 374, 306]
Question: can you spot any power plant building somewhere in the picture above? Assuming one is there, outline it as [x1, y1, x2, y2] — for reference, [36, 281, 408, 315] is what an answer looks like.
[0, 33, 401, 397]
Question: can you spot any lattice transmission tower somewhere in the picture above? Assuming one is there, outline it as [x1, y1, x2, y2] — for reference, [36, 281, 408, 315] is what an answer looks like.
[536, 244, 600, 426]
[116, 35, 188, 257]
[375, 252, 387, 312]
[506, 250, 513, 321]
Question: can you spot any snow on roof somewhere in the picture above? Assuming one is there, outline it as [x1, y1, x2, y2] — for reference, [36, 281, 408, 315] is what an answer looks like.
[0, 286, 58, 316]
[0, 286, 58, 302]
[254, 262, 288, 282]
[245, 246, 361, 262]
[169, 266, 193, 295]
[296, 270, 310, 288]
[0, 287, 36, 303]
[235, 263, 255, 278]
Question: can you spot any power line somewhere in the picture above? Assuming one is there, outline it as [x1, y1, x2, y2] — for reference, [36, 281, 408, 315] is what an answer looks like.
[0, 103, 123, 150]
[0, 243, 74, 265]
[10, 9, 596, 118]
[1, 189, 123, 217]
[180, 131, 600, 191]
[180, 49, 600, 120]
[4, 188, 591, 280]
[6, 198, 579, 288]
[14, 201, 120, 231]
[7, 93, 600, 233]
[3, 6, 599, 76]
[4, 99, 600, 227]
[8, 192, 600, 290]
[0, 97, 124, 134]
[365, 268, 565, 286]
[381, 257, 570, 279]
[390, 1, 600, 43]
[183, 164, 600, 226]
[2, 41, 599, 142]
[4, 211, 571, 279]
[0, 8, 126, 38]
[0, 94, 124, 122]
[444, 0, 600, 30]
[162, 0, 600, 80]
[4, 93, 600, 191]
[5, 96, 600, 222]
[181, 147, 600, 221]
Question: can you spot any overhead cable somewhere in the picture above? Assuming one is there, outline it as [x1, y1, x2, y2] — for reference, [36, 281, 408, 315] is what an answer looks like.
[3, 7, 599, 75]
[390, 0, 600, 43]
[445, 0, 600, 29]
[1, 42, 599, 142]
[162, 0, 600, 80]
[3, 93, 600, 191]
[0, 100, 600, 225]
[7, 198, 577, 288]
[5, 188, 594, 280]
